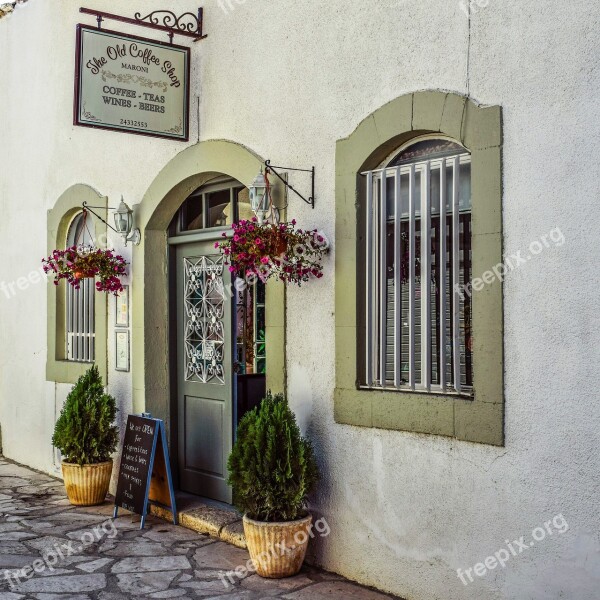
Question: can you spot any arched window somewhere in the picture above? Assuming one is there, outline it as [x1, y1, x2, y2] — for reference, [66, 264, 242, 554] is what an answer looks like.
[65, 212, 95, 362]
[361, 135, 472, 394]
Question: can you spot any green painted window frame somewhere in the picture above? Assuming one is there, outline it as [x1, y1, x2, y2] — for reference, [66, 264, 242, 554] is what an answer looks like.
[46, 185, 108, 384]
[335, 91, 504, 446]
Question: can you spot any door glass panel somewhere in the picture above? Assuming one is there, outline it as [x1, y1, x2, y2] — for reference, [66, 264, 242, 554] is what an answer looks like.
[235, 281, 267, 375]
[206, 189, 232, 228]
[181, 193, 204, 231]
[184, 255, 226, 384]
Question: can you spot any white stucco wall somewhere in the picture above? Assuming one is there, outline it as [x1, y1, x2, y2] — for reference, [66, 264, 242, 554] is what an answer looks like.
[1, 1, 599, 599]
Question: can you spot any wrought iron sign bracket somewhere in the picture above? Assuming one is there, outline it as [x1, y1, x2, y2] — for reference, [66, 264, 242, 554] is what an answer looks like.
[79, 7, 207, 44]
[264, 160, 316, 210]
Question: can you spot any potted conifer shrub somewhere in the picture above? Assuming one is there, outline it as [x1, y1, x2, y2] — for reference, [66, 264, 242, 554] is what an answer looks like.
[52, 365, 119, 506]
[227, 392, 319, 578]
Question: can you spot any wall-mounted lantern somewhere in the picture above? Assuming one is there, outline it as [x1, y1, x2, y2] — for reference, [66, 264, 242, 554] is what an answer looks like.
[113, 197, 141, 246]
[248, 170, 270, 225]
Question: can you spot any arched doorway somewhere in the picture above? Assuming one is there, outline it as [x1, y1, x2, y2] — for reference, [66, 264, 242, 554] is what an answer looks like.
[168, 176, 266, 502]
[132, 140, 286, 503]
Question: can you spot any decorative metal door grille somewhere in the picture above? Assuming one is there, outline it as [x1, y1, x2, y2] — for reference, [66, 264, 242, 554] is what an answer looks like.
[183, 255, 226, 384]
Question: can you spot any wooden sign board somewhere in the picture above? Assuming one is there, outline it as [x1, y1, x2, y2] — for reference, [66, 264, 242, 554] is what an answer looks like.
[74, 25, 190, 141]
[113, 415, 177, 529]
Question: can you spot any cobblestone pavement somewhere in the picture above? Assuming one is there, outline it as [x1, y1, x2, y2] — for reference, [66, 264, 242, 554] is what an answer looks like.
[0, 458, 401, 600]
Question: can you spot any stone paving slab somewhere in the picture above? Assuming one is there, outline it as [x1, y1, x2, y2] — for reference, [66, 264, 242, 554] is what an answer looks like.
[0, 457, 402, 599]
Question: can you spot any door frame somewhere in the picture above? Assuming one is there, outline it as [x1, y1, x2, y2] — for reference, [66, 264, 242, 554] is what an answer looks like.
[130, 140, 287, 493]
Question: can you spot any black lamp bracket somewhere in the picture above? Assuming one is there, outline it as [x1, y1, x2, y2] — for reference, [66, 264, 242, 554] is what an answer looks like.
[82, 202, 120, 236]
[264, 161, 315, 210]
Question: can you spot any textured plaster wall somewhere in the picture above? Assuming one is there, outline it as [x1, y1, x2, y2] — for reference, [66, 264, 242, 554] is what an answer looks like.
[1, 1, 599, 599]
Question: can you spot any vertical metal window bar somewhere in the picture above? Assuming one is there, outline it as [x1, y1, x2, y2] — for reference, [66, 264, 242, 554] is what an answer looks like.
[379, 170, 387, 387]
[439, 160, 447, 391]
[84, 280, 89, 361]
[393, 167, 402, 388]
[420, 162, 431, 391]
[451, 157, 462, 393]
[78, 285, 84, 361]
[67, 284, 73, 359]
[365, 171, 374, 387]
[408, 164, 416, 390]
[90, 279, 95, 361]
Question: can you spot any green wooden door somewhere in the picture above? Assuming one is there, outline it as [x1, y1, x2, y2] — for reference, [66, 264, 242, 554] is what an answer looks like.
[176, 241, 233, 503]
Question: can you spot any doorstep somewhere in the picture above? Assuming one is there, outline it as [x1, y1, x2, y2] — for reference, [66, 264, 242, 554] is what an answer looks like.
[150, 491, 247, 549]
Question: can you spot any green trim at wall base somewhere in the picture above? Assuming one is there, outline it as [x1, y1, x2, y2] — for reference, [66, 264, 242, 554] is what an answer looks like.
[334, 91, 504, 446]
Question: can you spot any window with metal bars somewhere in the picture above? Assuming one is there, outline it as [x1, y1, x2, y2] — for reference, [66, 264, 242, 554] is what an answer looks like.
[66, 212, 95, 362]
[360, 137, 473, 395]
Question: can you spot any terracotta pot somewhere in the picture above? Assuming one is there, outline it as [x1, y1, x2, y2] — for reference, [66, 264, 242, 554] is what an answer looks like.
[73, 270, 94, 280]
[61, 461, 113, 506]
[243, 514, 312, 578]
[275, 236, 288, 256]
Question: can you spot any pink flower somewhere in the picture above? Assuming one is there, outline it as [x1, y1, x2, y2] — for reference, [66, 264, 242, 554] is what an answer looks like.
[260, 256, 269, 264]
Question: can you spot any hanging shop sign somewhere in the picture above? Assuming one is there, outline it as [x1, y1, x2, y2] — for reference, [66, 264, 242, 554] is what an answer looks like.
[74, 25, 190, 141]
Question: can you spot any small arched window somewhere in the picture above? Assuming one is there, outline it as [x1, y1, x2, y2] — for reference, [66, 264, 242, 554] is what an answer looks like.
[65, 212, 95, 362]
[361, 135, 472, 394]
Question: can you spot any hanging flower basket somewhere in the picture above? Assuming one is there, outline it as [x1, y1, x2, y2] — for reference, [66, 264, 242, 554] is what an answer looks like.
[42, 246, 128, 295]
[215, 219, 328, 286]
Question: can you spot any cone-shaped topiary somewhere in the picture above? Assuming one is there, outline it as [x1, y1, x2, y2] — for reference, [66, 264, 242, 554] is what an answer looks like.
[227, 392, 319, 522]
[52, 365, 119, 466]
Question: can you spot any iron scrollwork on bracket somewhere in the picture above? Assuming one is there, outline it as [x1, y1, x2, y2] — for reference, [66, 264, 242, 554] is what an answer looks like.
[134, 10, 203, 37]
[79, 7, 207, 43]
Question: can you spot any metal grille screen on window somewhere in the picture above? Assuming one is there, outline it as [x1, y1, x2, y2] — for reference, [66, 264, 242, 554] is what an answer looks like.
[362, 137, 473, 394]
[66, 212, 96, 362]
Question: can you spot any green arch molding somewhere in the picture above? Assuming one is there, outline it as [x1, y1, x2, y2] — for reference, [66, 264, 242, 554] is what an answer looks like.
[334, 91, 505, 446]
[132, 139, 287, 433]
[46, 184, 108, 384]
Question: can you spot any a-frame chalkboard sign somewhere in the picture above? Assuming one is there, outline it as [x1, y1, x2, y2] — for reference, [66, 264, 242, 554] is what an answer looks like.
[113, 414, 177, 529]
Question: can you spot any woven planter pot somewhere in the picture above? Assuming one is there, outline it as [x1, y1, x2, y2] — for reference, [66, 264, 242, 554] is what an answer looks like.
[243, 514, 312, 578]
[61, 461, 113, 506]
